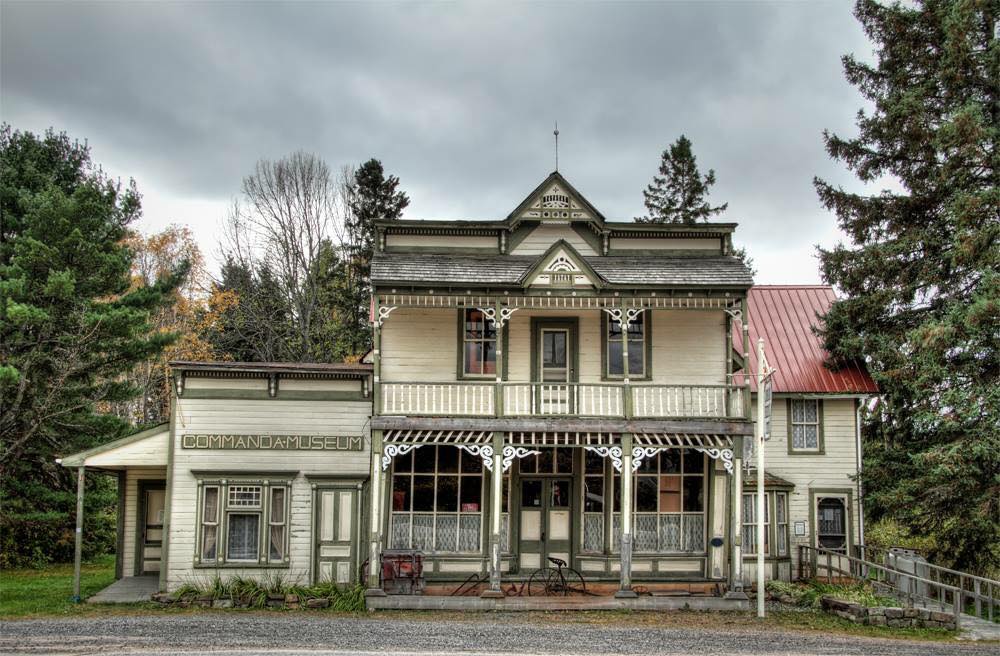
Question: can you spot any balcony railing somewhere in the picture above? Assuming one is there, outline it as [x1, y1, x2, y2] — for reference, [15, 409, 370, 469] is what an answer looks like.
[378, 381, 748, 420]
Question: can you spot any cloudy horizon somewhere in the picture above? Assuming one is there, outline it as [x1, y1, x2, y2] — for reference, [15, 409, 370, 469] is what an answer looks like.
[1, 1, 877, 285]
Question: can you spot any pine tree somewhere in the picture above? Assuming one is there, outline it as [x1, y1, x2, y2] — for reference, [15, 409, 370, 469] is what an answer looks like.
[341, 159, 409, 355]
[638, 135, 728, 224]
[816, 0, 999, 573]
[0, 125, 186, 564]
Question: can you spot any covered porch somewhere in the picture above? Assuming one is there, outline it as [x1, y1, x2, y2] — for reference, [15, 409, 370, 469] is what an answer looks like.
[57, 424, 170, 603]
[365, 420, 751, 601]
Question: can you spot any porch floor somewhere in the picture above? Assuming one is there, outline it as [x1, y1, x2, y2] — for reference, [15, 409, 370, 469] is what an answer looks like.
[86, 575, 158, 604]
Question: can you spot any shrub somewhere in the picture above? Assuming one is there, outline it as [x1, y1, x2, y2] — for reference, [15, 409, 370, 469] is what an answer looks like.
[768, 579, 896, 609]
[172, 574, 365, 611]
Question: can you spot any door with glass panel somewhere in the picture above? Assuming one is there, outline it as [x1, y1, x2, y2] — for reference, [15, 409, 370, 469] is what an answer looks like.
[315, 486, 359, 585]
[138, 482, 165, 574]
[519, 478, 572, 570]
[538, 328, 570, 414]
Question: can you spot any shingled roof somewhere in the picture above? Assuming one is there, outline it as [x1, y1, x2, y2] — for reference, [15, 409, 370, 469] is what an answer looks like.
[371, 253, 753, 288]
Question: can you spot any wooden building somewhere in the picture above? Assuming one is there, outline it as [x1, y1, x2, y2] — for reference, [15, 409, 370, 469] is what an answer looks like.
[61, 172, 875, 604]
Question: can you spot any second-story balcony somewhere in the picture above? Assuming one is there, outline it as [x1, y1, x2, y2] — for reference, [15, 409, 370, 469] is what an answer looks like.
[379, 381, 748, 420]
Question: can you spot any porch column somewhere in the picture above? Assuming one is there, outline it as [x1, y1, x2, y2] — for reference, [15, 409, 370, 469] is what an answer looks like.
[726, 436, 748, 599]
[620, 309, 632, 418]
[615, 434, 637, 598]
[366, 430, 386, 595]
[493, 302, 504, 417]
[482, 431, 504, 598]
[72, 466, 85, 602]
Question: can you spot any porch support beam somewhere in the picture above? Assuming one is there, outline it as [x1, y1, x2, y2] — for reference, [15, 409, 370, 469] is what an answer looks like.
[725, 435, 748, 599]
[482, 431, 504, 598]
[372, 416, 753, 436]
[365, 430, 386, 596]
[615, 434, 637, 598]
[72, 466, 85, 602]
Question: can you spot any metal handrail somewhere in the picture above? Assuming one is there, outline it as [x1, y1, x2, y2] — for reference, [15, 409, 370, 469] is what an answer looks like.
[799, 545, 964, 627]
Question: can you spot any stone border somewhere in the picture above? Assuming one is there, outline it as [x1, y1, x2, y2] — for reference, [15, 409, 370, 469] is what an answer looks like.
[821, 596, 957, 630]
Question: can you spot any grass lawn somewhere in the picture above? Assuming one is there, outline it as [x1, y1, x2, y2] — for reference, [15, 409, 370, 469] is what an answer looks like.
[0, 554, 119, 618]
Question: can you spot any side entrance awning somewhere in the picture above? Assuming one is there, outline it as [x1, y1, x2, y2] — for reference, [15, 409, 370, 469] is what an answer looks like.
[58, 424, 169, 470]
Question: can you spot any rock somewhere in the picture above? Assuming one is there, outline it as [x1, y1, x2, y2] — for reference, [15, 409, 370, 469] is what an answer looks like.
[779, 594, 796, 604]
[930, 611, 953, 623]
[266, 600, 284, 609]
[867, 607, 884, 617]
[268, 592, 285, 601]
[212, 599, 233, 609]
[306, 597, 330, 608]
[903, 607, 919, 618]
[918, 609, 930, 620]
[887, 619, 908, 628]
[285, 594, 299, 604]
[868, 616, 887, 626]
[884, 607, 904, 619]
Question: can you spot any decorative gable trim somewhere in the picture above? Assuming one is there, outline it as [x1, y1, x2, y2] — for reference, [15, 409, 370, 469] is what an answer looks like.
[507, 171, 607, 229]
[520, 240, 605, 290]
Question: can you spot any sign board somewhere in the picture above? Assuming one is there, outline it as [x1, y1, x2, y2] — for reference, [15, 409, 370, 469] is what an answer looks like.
[794, 521, 807, 537]
[181, 434, 364, 451]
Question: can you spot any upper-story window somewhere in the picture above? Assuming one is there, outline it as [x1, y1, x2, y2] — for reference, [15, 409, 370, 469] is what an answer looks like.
[463, 309, 496, 376]
[605, 313, 647, 378]
[789, 399, 823, 453]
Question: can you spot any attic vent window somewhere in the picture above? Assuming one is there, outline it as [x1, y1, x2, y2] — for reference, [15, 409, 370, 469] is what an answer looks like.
[541, 193, 570, 209]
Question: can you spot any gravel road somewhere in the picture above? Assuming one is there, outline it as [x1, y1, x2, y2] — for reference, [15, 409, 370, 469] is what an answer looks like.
[0, 612, 995, 656]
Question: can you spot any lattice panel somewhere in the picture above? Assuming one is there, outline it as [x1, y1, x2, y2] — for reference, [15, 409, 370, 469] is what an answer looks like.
[583, 513, 604, 553]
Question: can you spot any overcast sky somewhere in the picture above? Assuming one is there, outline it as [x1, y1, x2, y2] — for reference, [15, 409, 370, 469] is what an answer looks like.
[1, 1, 875, 284]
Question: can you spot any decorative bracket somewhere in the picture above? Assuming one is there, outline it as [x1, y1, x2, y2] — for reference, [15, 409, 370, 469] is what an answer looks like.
[173, 372, 185, 397]
[584, 445, 624, 473]
[375, 305, 398, 327]
[458, 444, 495, 472]
[631, 446, 659, 472]
[695, 447, 735, 475]
[602, 307, 645, 331]
[477, 306, 519, 329]
[501, 446, 540, 473]
[381, 443, 421, 471]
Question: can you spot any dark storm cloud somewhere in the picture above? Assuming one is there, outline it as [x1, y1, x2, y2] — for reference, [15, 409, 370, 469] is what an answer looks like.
[1, 1, 871, 283]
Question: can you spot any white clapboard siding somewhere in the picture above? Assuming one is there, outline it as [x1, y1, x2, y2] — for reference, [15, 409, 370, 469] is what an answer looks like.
[166, 397, 372, 590]
[650, 310, 727, 386]
[121, 468, 167, 578]
[505, 311, 603, 382]
[510, 224, 598, 256]
[609, 237, 721, 252]
[380, 308, 457, 382]
[751, 397, 862, 579]
[85, 429, 169, 468]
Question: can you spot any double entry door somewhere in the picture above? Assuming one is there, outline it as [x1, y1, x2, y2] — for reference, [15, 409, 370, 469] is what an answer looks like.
[518, 478, 572, 571]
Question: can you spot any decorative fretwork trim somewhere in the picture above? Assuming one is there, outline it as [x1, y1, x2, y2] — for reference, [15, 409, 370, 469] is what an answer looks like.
[694, 447, 735, 475]
[501, 446, 540, 473]
[381, 443, 421, 471]
[631, 446, 659, 472]
[383, 430, 492, 445]
[375, 305, 398, 327]
[458, 444, 495, 472]
[601, 307, 645, 331]
[584, 445, 624, 473]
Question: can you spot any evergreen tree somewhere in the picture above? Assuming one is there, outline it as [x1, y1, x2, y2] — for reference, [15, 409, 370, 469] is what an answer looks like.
[340, 159, 409, 354]
[0, 125, 185, 564]
[638, 135, 727, 224]
[816, 0, 999, 573]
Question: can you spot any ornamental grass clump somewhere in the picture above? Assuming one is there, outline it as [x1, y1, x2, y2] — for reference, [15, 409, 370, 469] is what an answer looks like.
[170, 575, 365, 611]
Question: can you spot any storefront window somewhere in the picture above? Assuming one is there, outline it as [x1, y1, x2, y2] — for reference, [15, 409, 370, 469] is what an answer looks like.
[197, 479, 289, 566]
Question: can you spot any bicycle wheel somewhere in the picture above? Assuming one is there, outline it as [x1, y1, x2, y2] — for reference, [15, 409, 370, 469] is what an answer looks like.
[527, 567, 555, 596]
[559, 567, 587, 596]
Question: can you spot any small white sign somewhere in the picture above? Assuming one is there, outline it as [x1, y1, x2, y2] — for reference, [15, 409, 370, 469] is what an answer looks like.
[794, 521, 807, 536]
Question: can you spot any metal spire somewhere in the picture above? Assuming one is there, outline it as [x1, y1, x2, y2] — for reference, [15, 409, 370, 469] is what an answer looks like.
[553, 121, 560, 172]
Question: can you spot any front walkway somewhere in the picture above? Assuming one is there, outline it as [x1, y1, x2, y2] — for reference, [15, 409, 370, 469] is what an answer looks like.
[86, 576, 158, 604]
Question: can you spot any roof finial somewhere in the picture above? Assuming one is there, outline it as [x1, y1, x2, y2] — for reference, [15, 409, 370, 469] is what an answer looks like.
[553, 121, 560, 172]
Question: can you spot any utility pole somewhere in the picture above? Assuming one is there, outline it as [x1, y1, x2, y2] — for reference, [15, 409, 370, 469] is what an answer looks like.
[756, 337, 775, 619]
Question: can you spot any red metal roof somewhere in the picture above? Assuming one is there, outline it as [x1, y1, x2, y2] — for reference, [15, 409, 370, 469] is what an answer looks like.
[742, 285, 877, 395]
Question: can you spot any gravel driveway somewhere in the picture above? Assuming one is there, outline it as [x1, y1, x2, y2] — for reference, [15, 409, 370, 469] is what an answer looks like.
[0, 612, 995, 656]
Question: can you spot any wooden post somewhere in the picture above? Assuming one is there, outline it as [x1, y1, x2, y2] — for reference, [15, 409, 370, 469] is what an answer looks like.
[72, 466, 85, 602]
[365, 430, 386, 595]
[620, 309, 632, 418]
[372, 304, 382, 416]
[725, 436, 747, 599]
[494, 305, 504, 418]
[615, 433, 637, 598]
[482, 431, 504, 598]
[756, 338, 766, 618]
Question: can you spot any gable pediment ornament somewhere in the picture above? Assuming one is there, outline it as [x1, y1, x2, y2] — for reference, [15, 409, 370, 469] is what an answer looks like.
[520, 183, 592, 221]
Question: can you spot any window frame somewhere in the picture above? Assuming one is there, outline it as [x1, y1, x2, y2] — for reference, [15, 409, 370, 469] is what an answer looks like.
[456, 308, 509, 380]
[194, 476, 291, 568]
[600, 311, 652, 381]
[811, 490, 852, 555]
[388, 445, 487, 554]
[611, 449, 707, 554]
[458, 308, 497, 379]
[787, 398, 825, 454]
[741, 489, 791, 559]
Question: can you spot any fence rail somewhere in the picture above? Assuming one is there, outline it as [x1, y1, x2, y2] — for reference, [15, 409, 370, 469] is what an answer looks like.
[855, 546, 999, 623]
[379, 381, 748, 420]
[799, 545, 968, 627]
